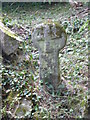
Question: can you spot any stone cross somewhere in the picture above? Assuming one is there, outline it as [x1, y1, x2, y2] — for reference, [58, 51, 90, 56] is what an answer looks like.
[32, 21, 67, 92]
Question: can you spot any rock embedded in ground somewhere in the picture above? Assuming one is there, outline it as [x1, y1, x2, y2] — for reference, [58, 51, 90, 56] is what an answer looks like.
[32, 21, 67, 92]
[0, 21, 23, 60]
[15, 99, 32, 118]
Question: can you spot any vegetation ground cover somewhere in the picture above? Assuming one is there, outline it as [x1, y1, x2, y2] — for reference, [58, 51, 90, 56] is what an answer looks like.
[1, 2, 89, 119]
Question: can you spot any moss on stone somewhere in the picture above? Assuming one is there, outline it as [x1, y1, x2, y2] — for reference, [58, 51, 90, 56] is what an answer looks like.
[16, 106, 26, 115]
[0, 21, 22, 42]
[44, 20, 67, 39]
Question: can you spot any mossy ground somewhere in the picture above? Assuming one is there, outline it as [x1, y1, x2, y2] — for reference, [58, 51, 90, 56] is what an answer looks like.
[1, 2, 89, 119]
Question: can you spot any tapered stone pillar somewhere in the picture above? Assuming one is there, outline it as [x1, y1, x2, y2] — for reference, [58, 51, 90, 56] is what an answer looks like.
[32, 21, 67, 91]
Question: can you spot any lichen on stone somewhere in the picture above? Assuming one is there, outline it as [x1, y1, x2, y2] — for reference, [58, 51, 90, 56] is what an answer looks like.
[43, 20, 67, 39]
[32, 21, 67, 92]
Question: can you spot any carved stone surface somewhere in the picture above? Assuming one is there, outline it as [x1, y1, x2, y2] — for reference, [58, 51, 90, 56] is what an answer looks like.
[32, 21, 67, 91]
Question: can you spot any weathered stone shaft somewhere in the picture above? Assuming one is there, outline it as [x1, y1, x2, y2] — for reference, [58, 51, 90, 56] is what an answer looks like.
[39, 51, 60, 90]
[32, 21, 67, 90]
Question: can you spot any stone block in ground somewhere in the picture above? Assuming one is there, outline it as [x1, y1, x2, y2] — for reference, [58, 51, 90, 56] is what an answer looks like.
[0, 21, 23, 62]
